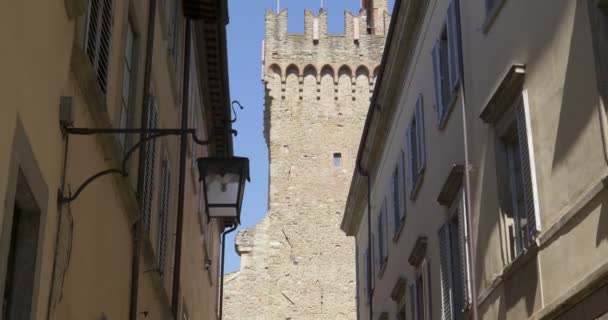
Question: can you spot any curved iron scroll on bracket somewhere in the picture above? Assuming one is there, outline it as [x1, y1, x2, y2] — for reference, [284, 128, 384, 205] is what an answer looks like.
[57, 127, 209, 209]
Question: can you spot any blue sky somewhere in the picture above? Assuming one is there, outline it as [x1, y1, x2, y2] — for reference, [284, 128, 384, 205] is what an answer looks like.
[225, 0, 394, 273]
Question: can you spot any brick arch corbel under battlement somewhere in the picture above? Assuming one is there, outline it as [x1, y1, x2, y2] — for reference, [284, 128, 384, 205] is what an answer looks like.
[264, 63, 378, 93]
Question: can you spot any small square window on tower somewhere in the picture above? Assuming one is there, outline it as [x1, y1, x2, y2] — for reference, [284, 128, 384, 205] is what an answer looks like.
[333, 153, 342, 167]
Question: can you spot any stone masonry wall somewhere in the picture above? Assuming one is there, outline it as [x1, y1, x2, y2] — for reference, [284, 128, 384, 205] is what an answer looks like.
[223, 7, 387, 320]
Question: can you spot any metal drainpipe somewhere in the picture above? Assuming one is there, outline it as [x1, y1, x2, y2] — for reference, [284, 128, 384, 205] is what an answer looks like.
[457, 4, 479, 319]
[171, 18, 192, 318]
[130, 0, 157, 319]
[218, 224, 238, 320]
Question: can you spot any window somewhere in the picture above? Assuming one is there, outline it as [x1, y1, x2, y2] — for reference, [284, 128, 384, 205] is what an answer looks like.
[432, 0, 461, 128]
[119, 20, 136, 153]
[333, 152, 342, 167]
[142, 89, 159, 234]
[376, 199, 389, 274]
[438, 198, 468, 320]
[157, 155, 171, 278]
[496, 93, 538, 261]
[410, 259, 431, 320]
[2, 172, 41, 320]
[485, 0, 501, 15]
[392, 153, 407, 237]
[168, 0, 181, 69]
[407, 95, 426, 197]
[85, 0, 113, 94]
[397, 305, 406, 320]
[363, 245, 372, 304]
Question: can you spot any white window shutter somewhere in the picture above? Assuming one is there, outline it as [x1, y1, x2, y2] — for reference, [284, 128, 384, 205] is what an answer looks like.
[457, 192, 471, 307]
[416, 96, 426, 175]
[515, 97, 539, 244]
[432, 41, 445, 122]
[439, 224, 454, 320]
[313, 18, 319, 41]
[447, 0, 462, 92]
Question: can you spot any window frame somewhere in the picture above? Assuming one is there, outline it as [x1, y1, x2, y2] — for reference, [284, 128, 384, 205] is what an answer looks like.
[411, 258, 432, 320]
[494, 91, 539, 263]
[432, 0, 462, 129]
[407, 95, 426, 199]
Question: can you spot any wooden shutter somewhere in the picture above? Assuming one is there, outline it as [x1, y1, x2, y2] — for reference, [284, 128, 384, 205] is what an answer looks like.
[158, 157, 171, 275]
[142, 102, 158, 233]
[447, 0, 462, 92]
[432, 41, 445, 122]
[515, 97, 538, 245]
[439, 224, 454, 320]
[416, 95, 426, 175]
[85, 0, 113, 94]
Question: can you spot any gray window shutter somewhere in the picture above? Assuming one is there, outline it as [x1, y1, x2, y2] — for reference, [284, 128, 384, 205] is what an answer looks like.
[410, 284, 417, 320]
[424, 260, 433, 320]
[383, 203, 389, 260]
[400, 150, 407, 219]
[416, 96, 426, 175]
[407, 127, 416, 191]
[392, 167, 400, 234]
[447, 0, 462, 92]
[439, 224, 454, 320]
[432, 41, 445, 122]
[158, 158, 171, 276]
[515, 99, 538, 245]
[364, 246, 371, 303]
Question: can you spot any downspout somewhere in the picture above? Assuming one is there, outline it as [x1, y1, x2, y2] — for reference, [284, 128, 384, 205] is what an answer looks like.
[131, 0, 157, 319]
[171, 18, 193, 318]
[457, 4, 479, 319]
[218, 224, 238, 320]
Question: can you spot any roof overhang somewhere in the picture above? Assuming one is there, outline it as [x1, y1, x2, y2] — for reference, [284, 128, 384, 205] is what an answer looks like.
[186, 0, 234, 157]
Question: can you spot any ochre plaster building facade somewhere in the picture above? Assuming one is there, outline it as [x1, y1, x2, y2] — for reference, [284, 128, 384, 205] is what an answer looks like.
[223, 2, 389, 319]
[342, 0, 608, 320]
[0, 0, 232, 319]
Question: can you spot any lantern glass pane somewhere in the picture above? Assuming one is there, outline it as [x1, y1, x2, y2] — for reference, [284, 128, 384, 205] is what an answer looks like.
[206, 172, 239, 218]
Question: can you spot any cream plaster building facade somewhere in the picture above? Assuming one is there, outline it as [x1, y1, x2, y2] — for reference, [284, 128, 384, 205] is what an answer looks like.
[0, 0, 232, 319]
[342, 0, 608, 320]
[223, 2, 389, 319]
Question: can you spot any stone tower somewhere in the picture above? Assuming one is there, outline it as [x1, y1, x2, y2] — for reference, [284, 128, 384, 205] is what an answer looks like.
[223, 4, 388, 319]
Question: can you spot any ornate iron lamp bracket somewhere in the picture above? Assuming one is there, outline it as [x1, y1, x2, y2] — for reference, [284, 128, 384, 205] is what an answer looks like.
[57, 126, 211, 208]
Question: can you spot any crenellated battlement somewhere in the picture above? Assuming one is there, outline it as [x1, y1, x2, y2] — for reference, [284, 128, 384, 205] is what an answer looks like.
[264, 8, 390, 45]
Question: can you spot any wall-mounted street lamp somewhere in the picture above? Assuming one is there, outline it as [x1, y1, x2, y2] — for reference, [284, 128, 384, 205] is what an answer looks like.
[198, 157, 249, 225]
[57, 121, 250, 215]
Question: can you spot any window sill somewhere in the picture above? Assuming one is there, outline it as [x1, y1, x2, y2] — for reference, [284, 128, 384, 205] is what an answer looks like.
[482, 0, 507, 34]
[477, 243, 538, 305]
[393, 218, 406, 242]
